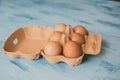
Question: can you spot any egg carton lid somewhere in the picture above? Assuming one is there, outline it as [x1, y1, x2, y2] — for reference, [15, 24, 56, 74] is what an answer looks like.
[2, 26, 54, 59]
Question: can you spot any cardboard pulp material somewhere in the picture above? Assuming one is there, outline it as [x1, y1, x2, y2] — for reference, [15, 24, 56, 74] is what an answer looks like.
[2, 26, 54, 59]
[41, 50, 84, 66]
[41, 26, 102, 66]
[83, 34, 102, 55]
[2, 25, 102, 66]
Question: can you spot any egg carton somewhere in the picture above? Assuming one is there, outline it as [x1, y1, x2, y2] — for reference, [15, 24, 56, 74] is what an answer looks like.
[41, 25, 102, 66]
[2, 26, 54, 59]
[2, 25, 102, 66]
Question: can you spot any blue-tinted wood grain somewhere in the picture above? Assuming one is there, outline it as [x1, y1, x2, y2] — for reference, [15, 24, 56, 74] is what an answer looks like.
[0, 0, 120, 80]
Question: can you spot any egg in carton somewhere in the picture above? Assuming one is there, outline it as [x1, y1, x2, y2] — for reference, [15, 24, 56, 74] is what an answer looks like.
[2, 24, 102, 67]
[41, 24, 102, 66]
[2, 26, 54, 60]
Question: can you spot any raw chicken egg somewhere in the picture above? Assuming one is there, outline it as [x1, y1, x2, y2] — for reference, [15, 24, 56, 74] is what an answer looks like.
[63, 41, 82, 58]
[74, 25, 88, 36]
[49, 31, 63, 42]
[44, 41, 62, 56]
[55, 23, 67, 33]
[70, 33, 85, 45]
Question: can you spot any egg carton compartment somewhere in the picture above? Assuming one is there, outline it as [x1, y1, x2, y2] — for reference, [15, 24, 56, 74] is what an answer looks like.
[83, 34, 102, 55]
[41, 50, 84, 66]
[2, 24, 102, 66]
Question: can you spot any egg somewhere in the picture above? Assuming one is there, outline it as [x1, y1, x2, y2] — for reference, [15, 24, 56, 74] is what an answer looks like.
[70, 33, 85, 45]
[55, 23, 67, 33]
[49, 31, 63, 42]
[44, 41, 62, 56]
[63, 41, 82, 58]
[74, 25, 88, 36]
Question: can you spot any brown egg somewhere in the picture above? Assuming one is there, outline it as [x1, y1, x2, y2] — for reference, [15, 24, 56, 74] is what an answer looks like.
[55, 23, 67, 33]
[70, 33, 85, 45]
[44, 41, 62, 56]
[74, 25, 88, 36]
[49, 31, 63, 42]
[63, 41, 82, 58]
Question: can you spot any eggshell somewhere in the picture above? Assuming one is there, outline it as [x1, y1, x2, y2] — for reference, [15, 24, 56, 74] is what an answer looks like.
[44, 41, 62, 56]
[55, 23, 67, 33]
[74, 25, 88, 36]
[49, 31, 63, 42]
[63, 41, 82, 58]
[70, 33, 85, 45]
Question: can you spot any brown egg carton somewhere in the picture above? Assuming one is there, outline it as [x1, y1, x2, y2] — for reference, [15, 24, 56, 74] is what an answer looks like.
[2, 26, 54, 59]
[41, 50, 84, 66]
[2, 25, 102, 66]
[41, 25, 102, 66]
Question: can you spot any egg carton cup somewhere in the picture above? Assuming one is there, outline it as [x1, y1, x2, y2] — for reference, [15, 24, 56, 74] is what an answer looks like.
[2, 25, 102, 66]
[41, 50, 84, 66]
